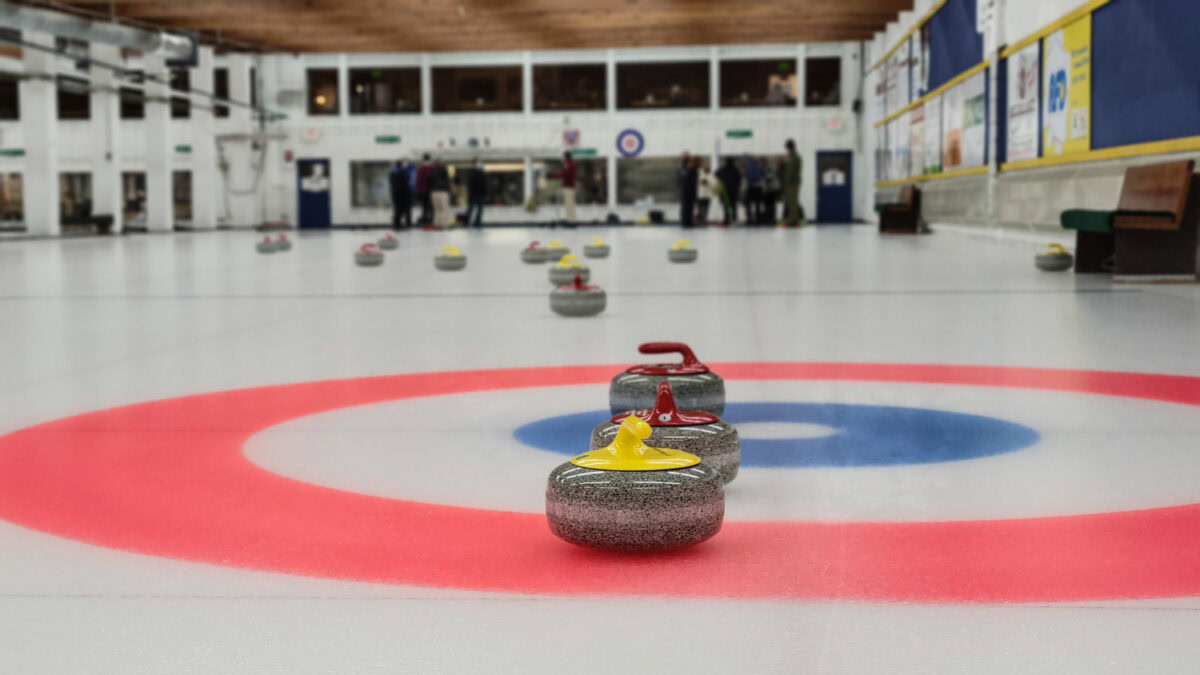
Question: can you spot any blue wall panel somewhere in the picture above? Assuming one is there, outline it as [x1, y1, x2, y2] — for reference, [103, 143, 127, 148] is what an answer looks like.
[927, 0, 982, 91]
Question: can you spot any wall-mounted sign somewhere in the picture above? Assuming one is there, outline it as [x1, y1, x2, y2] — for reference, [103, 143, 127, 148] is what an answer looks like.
[375, 135, 401, 144]
[0, 148, 25, 157]
[570, 148, 598, 157]
[1006, 42, 1040, 162]
[1043, 14, 1090, 157]
[725, 129, 753, 139]
[616, 129, 644, 157]
[174, 145, 192, 154]
[563, 129, 580, 147]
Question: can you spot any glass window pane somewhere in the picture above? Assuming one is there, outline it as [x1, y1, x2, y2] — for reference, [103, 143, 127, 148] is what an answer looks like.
[0, 173, 23, 224]
[616, 61, 709, 110]
[57, 75, 90, 120]
[59, 172, 92, 223]
[122, 172, 146, 227]
[533, 64, 605, 111]
[432, 66, 522, 113]
[350, 161, 394, 208]
[173, 170, 192, 222]
[534, 157, 607, 206]
[170, 68, 190, 119]
[214, 67, 229, 118]
[448, 159, 523, 206]
[617, 157, 683, 204]
[0, 73, 18, 120]
[349, 67, 421, 114]
[805, 57, 841, 107]
[307, 68, 339, 115]
[720, 59, 797, 107]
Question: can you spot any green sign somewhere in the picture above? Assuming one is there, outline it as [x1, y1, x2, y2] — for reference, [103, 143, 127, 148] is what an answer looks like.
[375, 135, 402, 144]
[0, 148, 24, 157]
[174, 144, 192, 154]
[570, 148, 598, 157]
[725, 130, 753, 139]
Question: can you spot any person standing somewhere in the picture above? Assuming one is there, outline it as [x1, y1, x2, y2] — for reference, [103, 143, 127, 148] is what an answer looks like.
[762, 158, 779, 225]
[548, 151, 578, 224]
[430, 158, 452, 229]
[783, 139, 803, 227]
[696, 162, 714, 226]
[415, 153, 434, 226]
[680, 156, 698, 228]
[743, 154, 763, 225]
[389, 160, 412, 230]
[466, 158, 487, 228]
[715, 157, 741, 226]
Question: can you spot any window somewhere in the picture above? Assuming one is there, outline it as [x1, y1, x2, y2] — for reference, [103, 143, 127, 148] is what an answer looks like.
[307, 68, 339, 115]
[250, 67, 258, 109]
[432, 66, 521, 113]
[350, 67, 420, 114]
[173, 171, 192, 222]
[120, 71, 144, 119]
[0, 73, 18, 120]
[350, 161, 394, 208]
[57, 75, 90, 119]
[0, 173, 22, 224]
[170, 68, 190, 118]
[59, 172, 92, 224]
[448, 159, 524, 206]
[805, 57, 841, 106]
[720, 59, 796, 107]
[122, 172, 146, 227]
[214, 67, 229, 118]
[617, 61, 709, 109]
[533, 64, 605, 111]
[617, 157, 683, 204]
[55, 37, 89, 72]
[534, 157, 607, 206]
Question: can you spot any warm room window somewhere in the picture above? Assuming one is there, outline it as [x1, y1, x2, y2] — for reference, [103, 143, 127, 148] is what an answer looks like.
[349, 67, 421, 114]
[616, 61, 709, 110]
[432, 66, 522, 113]
[59, 172, 92, 223]
[350, 161, 394, 208]
[805, 57, 841, 107]
[617, 157, 683, 204]
[534, 157, 607, 205]
[173, 170, 192, 222]
[448, 159, 524, 206]
[307, 68, 339, 116]
[0, 173, 22, 223]
[533, 64, 606, 111]
[720, 59, 797, 107]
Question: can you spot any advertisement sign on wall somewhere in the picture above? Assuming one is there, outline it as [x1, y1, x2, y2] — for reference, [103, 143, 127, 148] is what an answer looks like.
[942, 83, 965, 169]
[886, 44, 910, 117]
[909, 103, 925, 179]
[1006, 42, 1040, 162]
[896, 111, 911, 179]
[923, 94, 942, 174]
[961, 71, 987, 167]
[1043, 14, 1091, 156]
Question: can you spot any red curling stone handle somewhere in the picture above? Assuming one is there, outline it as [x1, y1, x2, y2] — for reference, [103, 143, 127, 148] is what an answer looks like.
[638, 342, 701, 368]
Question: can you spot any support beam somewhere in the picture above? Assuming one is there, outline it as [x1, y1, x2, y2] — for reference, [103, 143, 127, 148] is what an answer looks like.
[191, 45, 217, 229]
[224, 53, 258, 227]
[90, 42, 123, 233]
[19, 30, 59, 236]
[144, 52, 173, 232]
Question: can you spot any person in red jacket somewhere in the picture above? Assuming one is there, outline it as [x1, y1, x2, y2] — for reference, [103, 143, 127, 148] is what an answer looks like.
[548, 151, 578, 223]
[415, 153, 434, 226]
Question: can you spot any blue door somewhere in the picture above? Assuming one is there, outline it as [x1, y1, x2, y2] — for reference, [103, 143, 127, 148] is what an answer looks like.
[815, 151, 853, 224]
[297, 159, 331, 229]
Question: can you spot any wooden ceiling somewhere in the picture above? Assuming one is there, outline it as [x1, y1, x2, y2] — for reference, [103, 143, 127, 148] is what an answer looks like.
[50, 0, 911, 53]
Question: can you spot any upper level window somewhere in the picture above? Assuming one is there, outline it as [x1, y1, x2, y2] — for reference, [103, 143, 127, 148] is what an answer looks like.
[120, 70, 144, 119]
[533, 64, 605, 111]
[170, 68, 190, 119]
[720, 59, 796, 107]
[616, 61, 709, 110]
[432, 66, 521, 113]
[214, 67, 229, 118]
[57, 75, 90, 120]
[805, 57, 841, 107]
[0, 73, 18, 120]
[350, 67, 420, 114]
[307, 68, 339, 116]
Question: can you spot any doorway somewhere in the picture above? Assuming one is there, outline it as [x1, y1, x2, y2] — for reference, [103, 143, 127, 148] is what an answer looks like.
[815, 151, 852, 223]
[297, 158, 331, 229]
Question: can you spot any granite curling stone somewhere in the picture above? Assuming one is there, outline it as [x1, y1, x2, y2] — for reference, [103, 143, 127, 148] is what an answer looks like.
[544, 239, 570, 261]
[610, 342, 725, 416]
[354, 242, 384, 267]
[256, 236, 278, 254]
[547, 254, 590, 285]
[521, 241, 550, 264]
[546, 416, 724, 552]
[593, 380, 739, 484]
[583, 237, 611, 259]
[274, 234, 292, 251]
[1035, 243, 1073, 272]
[667, 239, 698, 263]
[434, 245, 467, 271]
[378, 233, 399, 250]
[549, 274, 606, 317]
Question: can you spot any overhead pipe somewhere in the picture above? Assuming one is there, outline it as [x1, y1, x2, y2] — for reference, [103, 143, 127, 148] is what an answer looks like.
[0, 1, 194, 62]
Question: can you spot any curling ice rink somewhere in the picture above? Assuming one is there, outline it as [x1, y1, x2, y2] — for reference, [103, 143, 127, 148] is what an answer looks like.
[2, 225, 1200, 673]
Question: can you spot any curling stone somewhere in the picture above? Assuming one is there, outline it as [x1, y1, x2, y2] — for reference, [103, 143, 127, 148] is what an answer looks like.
[354, 242, 384, 267]
[583, 237, 611, 259]
[1035, 243, 1074, 272]
[610, 342, 725, 416]
[549, 274, 606, 317]
[434, 245, 467, 271]
[668, 239, 698, 263]
[594, 381, 738, 484]
[548, 254, 590, 285]
[274, 234, 292, 251]
[546, 416, 724, 552]
[544, 239, 570, 261]
[521, 241, 550, 264]
[378, 233, 399, 250]
[256, 237, 278, 254]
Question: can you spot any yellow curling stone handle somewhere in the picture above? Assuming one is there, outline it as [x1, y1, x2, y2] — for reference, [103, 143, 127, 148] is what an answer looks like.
[1045, 243, 1068, 255]
[570, 417, 702, 471]
[442, 245, 461, 256]
[548, 239, 565, 249]
[673, 239, 693, 250]
[556, 254, 583, 269]
[590, 237, 606, 245]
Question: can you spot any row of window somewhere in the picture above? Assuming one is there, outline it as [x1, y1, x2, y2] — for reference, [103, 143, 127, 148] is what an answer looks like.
[0, 171, 193, 224]
[311, 58, 840, 115]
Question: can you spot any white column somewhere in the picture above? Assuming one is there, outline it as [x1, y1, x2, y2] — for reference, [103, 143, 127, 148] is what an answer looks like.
[144, 53, 173, 232]
[20, 31, 59, 236]
[190, 46, 217, 229]
[521, 51, 533, 114]
[605, 49, 616, 113]
[90, 44, 122, 233]
[606, 154, 617, 210]
[226, 53, 256, 226]
[796, 43, 806, 110]
[420, 53, 432, 117]
[336, 53, 348, 120]
[709, 47, 720, 110]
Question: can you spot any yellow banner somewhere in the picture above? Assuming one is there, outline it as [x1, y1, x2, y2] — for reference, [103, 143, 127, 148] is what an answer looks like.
[1042, 14, 1091, 156]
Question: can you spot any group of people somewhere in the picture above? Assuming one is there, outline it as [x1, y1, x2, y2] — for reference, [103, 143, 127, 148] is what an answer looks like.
[389, 154, 489, 230]
[679, 139, 803, 228]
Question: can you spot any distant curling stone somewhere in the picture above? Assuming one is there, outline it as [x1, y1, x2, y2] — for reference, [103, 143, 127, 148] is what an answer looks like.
[545, 239, 570, 261]
[274, 234, 292, 251]
[434, 245, 467, 271]
[583, 237, 611, 258]
[549, 274, 606, 317]
[1035, 243, 1074, 272]
[354, 242, 384, 267]
[378, 233, 399, 250]
[256, 236, 278, 254]
[546, 416, 724, 552]
[593, 380, 739, 484]
[521, 241, 550, 264]
[668, 239, 698, 263]
[548, 254, 590, 285]
[610, 342, 725, 416]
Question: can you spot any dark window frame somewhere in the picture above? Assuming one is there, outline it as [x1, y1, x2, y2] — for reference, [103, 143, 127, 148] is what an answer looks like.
[718, 58, 798, 108]
[616, 61, 710, 110]
[431, 65, 523, 113]
[307, 68, 340, 116]
[532, 63, 606, 111]
[349, 67, 422, 115]
[804, 56, 842, 107]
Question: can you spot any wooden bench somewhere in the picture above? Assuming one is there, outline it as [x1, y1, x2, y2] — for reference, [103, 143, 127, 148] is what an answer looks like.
[876, 185, 921, 234]
[1061, 160, 1200, 280]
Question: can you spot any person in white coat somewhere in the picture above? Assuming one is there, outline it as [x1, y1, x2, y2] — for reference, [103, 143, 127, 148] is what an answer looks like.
[696, 162, 715, 226]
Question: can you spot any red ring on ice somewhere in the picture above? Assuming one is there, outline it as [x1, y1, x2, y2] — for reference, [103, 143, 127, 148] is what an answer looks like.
[1, 363, 1199, 603]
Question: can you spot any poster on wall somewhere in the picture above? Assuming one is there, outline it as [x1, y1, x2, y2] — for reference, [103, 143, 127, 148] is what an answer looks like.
[942, 83, 965, 169]
[875, 77, 886, 124]
[918, 25, 931, 98]
[876, 124, 888, 182]
[1006, 42, 1040, 162]
[886, 44, 909, 116]
[910, 103, 925, 178]
[961, 71, 987, 167]
[909, 34, 924, 99]
[1043, 14, 1091, 156]
[896, 112, 911, 179]
[924, 93, 942, 174]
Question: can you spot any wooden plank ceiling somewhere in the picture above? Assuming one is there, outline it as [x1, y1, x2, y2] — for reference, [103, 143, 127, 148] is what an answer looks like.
[51, 0, 911, 53]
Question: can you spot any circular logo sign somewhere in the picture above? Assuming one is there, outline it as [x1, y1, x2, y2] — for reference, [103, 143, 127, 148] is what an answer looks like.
[616, 129, 644, 157]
